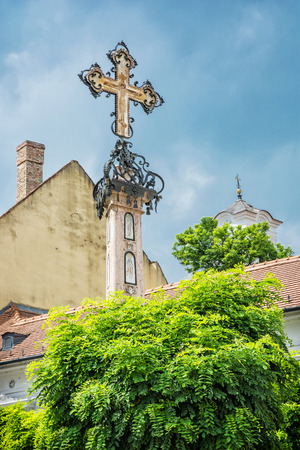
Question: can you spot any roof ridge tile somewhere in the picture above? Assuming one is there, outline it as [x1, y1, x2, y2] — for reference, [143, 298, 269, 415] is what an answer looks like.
[245, 254, 300, 271]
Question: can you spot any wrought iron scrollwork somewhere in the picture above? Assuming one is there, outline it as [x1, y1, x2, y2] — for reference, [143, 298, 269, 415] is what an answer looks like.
[93, 139, 164, 219]
[78, 63, 103, 99]
[106, 41, 137, 69]
[139, 80, 164, 114]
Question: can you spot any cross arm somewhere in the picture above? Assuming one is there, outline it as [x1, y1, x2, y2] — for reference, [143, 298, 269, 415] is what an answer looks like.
[78, 64, 120, 98]
[128, 80, 164, 114]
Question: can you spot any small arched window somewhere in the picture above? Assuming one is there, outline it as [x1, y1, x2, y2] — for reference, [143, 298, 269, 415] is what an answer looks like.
[124, 213, 135, 240]
[124, 252, 136, 285]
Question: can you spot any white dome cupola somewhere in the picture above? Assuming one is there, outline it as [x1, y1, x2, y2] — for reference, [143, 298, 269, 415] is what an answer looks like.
[214, 175, 282, 243]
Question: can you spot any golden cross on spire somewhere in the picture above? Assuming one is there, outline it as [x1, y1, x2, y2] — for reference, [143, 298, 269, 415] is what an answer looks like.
[79, 41, 164, 139]
[235, 174, 242, 199]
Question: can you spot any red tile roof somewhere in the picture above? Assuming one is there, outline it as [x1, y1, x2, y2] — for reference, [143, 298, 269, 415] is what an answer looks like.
[245, 255, 300, 310]
[0, 303, 90, 365]
[145, 255, 300, 311]
[0, 304, 46, 364]
[145, 281, 181, 299]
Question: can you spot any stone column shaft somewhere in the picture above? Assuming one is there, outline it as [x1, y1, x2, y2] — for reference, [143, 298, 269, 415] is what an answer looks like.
[106, 190, 144, 297]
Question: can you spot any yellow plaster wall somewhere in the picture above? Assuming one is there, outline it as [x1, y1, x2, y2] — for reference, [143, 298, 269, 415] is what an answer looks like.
[0, 161, 167, 310]
[143, 252, 167, 290]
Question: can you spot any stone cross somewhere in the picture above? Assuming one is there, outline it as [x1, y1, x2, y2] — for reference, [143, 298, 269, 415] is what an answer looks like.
[79, 41, 163, 139]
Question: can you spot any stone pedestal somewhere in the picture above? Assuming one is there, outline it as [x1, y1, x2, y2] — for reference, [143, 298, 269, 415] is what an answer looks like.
[106, 189, 145, 297]
[93, 139, 164, 299]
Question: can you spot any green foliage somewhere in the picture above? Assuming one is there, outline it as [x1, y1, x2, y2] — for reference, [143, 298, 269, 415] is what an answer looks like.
[0, 403, 45, 450]
[25, 268, 299, 449]
[277, 374, 300, 449]
[172, 217, 293, 273]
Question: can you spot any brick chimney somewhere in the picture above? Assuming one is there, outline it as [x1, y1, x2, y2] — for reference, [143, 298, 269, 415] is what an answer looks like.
[16, 140, 45, 202]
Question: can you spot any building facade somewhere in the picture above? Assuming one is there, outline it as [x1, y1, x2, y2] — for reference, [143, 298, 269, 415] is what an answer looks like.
[0, 141, 167, 312]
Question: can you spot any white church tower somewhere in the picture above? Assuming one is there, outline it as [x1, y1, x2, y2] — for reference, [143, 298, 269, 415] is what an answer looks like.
[214, 175, 282, 243]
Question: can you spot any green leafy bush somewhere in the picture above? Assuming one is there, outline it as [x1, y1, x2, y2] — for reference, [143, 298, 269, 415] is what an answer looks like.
[26, 268, 299, 449]
[0, 403, 44, 450]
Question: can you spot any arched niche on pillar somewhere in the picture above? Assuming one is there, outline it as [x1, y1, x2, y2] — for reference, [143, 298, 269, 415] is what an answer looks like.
[124, 212, 135, 240]
[124, 251, 136, 285]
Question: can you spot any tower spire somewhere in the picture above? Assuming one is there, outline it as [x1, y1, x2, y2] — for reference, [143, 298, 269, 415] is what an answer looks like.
[235, 174, 242, 200]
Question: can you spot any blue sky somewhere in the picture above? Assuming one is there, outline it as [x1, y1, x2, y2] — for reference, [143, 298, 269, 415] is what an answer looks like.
[0, 0, 299, 283]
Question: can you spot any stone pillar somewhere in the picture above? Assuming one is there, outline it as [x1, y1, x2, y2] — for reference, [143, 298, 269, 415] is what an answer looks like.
[16, 140, 45, 202]
[106, 189, 144, 297]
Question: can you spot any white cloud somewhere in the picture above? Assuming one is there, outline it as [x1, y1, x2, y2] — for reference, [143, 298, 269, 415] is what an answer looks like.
[163, 140, 215, 219]
[234, 7, 265, 49]
[5, 51, 32, 67]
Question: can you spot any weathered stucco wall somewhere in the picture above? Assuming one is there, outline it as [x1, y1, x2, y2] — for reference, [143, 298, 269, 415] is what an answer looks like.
[143, 252, 167, 290]
[0, 161, 167, 310]
[0, 162, 107, 310]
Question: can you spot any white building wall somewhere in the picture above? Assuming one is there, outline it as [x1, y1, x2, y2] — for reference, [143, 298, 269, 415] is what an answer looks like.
[284, 311, 300, 359]
[0, 360, 40, 408]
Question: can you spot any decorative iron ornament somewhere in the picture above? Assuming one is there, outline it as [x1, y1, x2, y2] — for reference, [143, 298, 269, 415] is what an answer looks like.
[93, 139, 164, 219]
[78, 41, 164, 139]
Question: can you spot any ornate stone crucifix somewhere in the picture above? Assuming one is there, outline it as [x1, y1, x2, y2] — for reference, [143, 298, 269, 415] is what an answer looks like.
[79, 42, 164, 297]
[78, 41, 164, 139]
